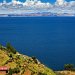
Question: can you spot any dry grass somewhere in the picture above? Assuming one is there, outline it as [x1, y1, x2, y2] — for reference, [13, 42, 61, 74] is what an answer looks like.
[56, 71, 75, 75]
[5, 62, 17, 69]
[0, 50, 9, 66]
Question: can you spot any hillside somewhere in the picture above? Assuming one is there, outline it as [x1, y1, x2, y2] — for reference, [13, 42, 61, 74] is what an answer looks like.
[0, 44, 56, 75]
[55, 71, 75, 75]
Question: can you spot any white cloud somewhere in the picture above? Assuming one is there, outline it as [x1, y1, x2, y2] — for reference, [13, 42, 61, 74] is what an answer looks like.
[0, 0, 75, 15]
[68, 1, 75, 6]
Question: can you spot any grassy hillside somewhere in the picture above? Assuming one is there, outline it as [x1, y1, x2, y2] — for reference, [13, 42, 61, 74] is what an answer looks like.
[0, 44, 56, 75]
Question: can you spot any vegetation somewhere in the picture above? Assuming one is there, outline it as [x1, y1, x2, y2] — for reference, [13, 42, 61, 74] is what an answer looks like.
[6, 43, 16, 54]
[0, 43, 56, 75]
[12, 67, 20, 73]
[56, 64, 75, 75]
[0, 44, 2, 49]
[55, 71, 75, 75]
[38, 72, 47, 75]
[8, 68, 13, 75]
[32, 56, 38, 64]
[64, 64, 75, 71]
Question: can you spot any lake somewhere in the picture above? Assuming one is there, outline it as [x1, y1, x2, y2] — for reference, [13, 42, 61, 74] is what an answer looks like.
[0, 17, 75, 70]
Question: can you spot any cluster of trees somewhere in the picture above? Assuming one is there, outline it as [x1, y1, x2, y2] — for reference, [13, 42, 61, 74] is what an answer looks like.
[64, 64, 75, 71]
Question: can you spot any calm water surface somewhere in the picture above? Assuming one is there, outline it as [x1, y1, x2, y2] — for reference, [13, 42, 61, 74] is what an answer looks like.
[0, 17, 75, 70]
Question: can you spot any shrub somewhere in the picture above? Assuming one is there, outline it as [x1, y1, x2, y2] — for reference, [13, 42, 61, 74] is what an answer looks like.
[0, 44, 2, 49]
[6, 43, 16, 54]
[8, 67, 20, 75]
[64, 64, 74, 71]
[8, 68, 13, 75]
[38, 72, 47, 75]
[8, 53, 13, 58]
[32, 56, 38, 64]
[13, 67, 20, 73]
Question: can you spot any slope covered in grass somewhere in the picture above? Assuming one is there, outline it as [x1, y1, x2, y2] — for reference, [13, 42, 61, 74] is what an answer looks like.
[0, 44, 56, 75]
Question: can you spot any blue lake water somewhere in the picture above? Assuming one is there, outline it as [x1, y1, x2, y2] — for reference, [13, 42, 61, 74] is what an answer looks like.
[0, 17, 75, 70]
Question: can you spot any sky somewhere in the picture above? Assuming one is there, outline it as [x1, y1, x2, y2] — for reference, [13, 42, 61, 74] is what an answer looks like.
[0, 0, 74, 4]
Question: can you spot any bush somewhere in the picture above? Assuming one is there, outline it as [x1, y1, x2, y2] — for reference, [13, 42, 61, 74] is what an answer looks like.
[8, 67, 20, 75]
[8, 53, 13, 58]
[64, 64, 74, 71]
[32, 56, 38, 64]
[0, 44, 2, 49]
[6, 43, 16, 54]
[8, 68, 13, 75]
[38, 72, 47, 75]
[13, 67, 20, 73]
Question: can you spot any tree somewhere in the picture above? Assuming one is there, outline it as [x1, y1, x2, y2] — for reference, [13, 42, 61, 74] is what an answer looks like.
[8, 68, 13, 75]
[32, 56, 38, 64]
[6, 42, 16, 54]
[64, 64, 74, 71]
[0, 44, 2, 49]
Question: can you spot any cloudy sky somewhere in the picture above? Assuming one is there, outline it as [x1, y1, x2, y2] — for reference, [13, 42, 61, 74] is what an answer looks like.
[0, 0, 74, 3]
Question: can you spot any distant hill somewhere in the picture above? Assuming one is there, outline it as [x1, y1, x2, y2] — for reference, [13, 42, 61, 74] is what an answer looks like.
[0, 44, 56, 75]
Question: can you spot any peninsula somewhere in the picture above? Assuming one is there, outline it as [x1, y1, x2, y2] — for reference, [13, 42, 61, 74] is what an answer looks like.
[0, 43, 56, 75]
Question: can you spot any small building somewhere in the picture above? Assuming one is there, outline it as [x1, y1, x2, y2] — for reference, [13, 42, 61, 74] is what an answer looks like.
[0, 66, 9, 75]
